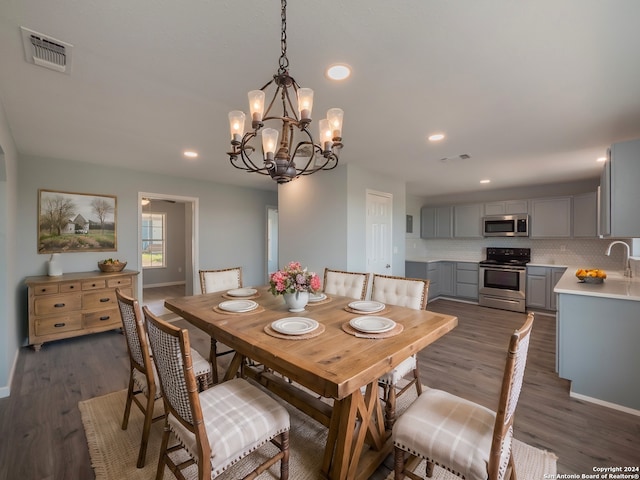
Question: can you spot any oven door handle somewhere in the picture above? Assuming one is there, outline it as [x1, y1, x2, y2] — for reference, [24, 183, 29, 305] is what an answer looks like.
[480, 266, 525, 273]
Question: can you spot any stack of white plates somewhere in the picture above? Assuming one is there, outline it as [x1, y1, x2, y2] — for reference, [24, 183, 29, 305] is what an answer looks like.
[349, 316, 396, 333]
[347, 300, 385, 313]
[271, 317, 319, 335]
[218, 299, 258, 313]
[308, 292, 327, 303]
[226, 288, 258, 297]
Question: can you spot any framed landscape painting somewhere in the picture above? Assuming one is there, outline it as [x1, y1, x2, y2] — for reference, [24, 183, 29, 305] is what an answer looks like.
[38, 189, 117, 253]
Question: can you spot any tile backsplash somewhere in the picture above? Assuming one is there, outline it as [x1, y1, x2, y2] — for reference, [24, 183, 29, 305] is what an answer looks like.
[406, 237, 634, 272]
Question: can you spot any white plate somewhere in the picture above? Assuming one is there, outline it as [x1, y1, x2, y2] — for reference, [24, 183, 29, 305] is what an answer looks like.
[218, 299, 258, 313]
[271, 317, 319, 335]
[226, 288, 258, 297]
[308, 293, 327, 303]
[348, 300, 385, 313]
[349, 316, 396, 333]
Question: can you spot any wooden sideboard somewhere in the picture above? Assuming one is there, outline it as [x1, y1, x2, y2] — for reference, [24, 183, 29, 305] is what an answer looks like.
[25, 270, 138, 350]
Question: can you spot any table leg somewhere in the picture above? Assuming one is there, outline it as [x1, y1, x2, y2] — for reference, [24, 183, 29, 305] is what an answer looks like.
[209, 337, 219, 384]
[322, 382, 386, 480]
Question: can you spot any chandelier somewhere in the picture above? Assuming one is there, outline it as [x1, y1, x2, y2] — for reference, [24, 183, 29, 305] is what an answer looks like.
[227, 0, 344, 184]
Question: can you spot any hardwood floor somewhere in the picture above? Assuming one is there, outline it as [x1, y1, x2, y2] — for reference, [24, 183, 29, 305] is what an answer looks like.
[0, 297, 638, 479]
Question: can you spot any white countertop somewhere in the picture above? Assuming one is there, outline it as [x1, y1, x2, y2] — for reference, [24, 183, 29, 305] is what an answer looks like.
[554, 268, 640, 301]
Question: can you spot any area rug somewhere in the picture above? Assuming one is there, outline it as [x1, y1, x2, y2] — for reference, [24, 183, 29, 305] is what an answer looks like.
[80, 387, 556, 480]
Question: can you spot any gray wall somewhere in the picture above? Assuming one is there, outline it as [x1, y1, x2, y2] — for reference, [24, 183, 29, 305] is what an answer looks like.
[0, 103, 19, 397]
[278, 163, 406, 278]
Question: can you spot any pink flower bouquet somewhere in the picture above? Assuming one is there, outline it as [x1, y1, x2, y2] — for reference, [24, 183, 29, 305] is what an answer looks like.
[269, 261, 321, 296]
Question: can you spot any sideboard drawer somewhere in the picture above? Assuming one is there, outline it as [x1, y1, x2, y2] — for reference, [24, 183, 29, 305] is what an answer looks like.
[60, 281, 82, 293]
[82, 279, 107, 291]
[107, 276, 132, 288]
[33, 284, 60, 296]
[83, 290, 117, 309]
[35, 313, 82, 336]
[34, 294, 82, 316]
[84, 308, 121, 329]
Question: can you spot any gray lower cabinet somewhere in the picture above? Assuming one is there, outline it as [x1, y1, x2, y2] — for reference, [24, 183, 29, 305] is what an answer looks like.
[438, 262, 455, 297]
[557, 293, 640, 410]
[405, 261, 427, 280]
[526, 266, 566, 310]
[455, 262, 479, 300]
[427, 263, 439, 301]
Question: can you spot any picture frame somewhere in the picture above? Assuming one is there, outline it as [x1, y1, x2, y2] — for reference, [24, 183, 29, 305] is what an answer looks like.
[38, 189, 117, 253]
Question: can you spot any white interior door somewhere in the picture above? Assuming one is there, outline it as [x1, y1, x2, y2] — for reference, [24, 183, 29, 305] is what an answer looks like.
[266, 205, 279, 281]
[366, 190, 393, 274]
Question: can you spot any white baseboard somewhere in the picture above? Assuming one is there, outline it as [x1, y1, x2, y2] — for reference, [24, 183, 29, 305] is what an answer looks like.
[143, 281, 186, 289]
[0, 348, 19, 398]
[570, 391, 640, 417]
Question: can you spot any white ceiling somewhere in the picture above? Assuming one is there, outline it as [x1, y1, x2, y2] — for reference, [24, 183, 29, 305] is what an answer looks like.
[1, 0, 640, 196]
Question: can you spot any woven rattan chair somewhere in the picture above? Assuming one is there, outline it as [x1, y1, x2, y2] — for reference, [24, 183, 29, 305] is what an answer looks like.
[322, 268, 369, 300]
[392, 313, 535, 480]
[370, 274, 430, 428]
[143, 306, 290, 480]
[198, 267, 243, 383]
[116, 289, 213, 468]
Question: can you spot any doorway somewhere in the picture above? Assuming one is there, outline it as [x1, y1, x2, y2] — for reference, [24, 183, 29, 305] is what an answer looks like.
[138, 192, 198, 309]
[365, 190, 393, 275]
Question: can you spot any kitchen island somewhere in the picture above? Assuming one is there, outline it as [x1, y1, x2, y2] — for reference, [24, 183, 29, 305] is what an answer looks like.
[554, 269, 640, 414]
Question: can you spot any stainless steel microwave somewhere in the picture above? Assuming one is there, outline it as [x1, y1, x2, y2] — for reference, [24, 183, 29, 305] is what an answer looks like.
[482, 214, 529, 237]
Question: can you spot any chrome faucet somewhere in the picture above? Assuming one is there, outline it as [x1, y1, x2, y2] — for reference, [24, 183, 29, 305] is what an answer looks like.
[605, 240, 632, 277]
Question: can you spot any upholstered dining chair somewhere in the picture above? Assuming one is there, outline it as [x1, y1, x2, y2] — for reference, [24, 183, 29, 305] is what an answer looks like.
[143, 306, 290, 480]
[370, 274, 430, 428]
[116, 289, 213, 468]
[323, 268, 370, 300]
[198, 267, 243, 383]
[392, 313, 535, 480]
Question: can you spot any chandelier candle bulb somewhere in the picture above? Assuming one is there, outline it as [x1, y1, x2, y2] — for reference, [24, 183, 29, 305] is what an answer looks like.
[319, 119, 333, 152]
[297, 88, 314, 121]
[228, 110, 246, 144]
[327, 108, 344, 140]
[262, 128, 279, 160]
[248, 90, 265, 125]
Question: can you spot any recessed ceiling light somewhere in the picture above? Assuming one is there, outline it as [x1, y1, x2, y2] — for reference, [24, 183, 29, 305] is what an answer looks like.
[184, 151, 198, 158]
[428, 133, 445, 141]
[480, 179, 491, 184]
[326, 64, 351, 81]
[597, 157, 607, 162]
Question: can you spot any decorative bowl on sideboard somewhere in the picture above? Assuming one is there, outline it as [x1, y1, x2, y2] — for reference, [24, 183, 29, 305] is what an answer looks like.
[98, 261, 127, 272]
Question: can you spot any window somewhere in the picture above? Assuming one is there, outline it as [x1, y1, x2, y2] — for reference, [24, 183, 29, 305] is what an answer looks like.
[142, 212, 166, 268]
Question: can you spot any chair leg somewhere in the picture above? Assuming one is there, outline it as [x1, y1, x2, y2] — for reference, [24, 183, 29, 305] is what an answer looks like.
[508, 453, 518, 480]
[155, 424, 171, 480]
[136, 391, 155, 468]
[393, 446, 405, 479]
[280, 430, 290, 480]
[209, 337, 219, 384]
[385, 384, 397, 430]
[413, 364, 422, 396]
[122, 372, 135, 430]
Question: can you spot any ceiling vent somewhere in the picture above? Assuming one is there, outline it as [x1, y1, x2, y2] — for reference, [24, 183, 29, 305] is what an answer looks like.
[20, 27, 73, 74]
[440, 154, 471, 162]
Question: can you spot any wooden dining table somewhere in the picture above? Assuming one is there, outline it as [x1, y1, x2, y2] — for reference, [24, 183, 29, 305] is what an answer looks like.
[164, 287, 457, 480]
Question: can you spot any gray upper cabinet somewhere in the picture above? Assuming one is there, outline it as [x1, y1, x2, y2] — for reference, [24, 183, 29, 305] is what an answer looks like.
[572, 192, 597, 238]
[601, 138, 640, 238]
[530, 197, 572, 238]
[421, 206, 453, 239]
[483, 200, 528, 215]
[453, 204, 483, 238]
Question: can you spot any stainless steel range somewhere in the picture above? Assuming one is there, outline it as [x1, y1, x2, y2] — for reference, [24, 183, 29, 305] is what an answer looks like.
[478, 247, 531, 313]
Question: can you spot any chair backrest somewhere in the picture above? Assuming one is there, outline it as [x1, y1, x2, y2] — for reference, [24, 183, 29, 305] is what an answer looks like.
[488, 312, 535, 480]
[143, 306, 212, 469]
[199, 267, 242, 294]
[116, 288, 154, 377]
[370, 274, 429, 310]
[323, 268, 370, 300]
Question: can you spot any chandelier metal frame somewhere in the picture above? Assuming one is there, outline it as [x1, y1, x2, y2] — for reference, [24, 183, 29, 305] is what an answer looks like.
[227, 0, 343, 184]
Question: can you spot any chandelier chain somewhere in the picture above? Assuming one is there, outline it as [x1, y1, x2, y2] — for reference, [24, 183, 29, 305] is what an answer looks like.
[279, 0, 289, 73]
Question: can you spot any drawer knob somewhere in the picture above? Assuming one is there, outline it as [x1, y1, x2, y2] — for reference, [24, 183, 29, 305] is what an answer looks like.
[99, 316, 110, 321]
[54, 303, 65, 308]
[54, 323, 66, 328]
[69, 285, 75, 289]
[99, 298, 110, 303]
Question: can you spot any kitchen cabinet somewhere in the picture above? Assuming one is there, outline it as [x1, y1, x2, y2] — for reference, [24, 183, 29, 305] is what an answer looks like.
[600, 138, 640, 237]
[455, 262, 479, 300]
[572, 192, 597, 238]
[26, 270, 137, 350]
[438, 262, 455, 297]
[405, 261, 427, 280]
[427, 263, 439, 301]
[483, 200, 528, 216]
[420, 206, 453, 239]
[453, 204, 483, 238]
[530, 197, 572, 238]
[526, 266, 566, 310]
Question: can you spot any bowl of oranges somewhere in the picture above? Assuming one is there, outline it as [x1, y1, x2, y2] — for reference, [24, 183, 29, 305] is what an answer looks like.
[575, 268, 606, 284]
